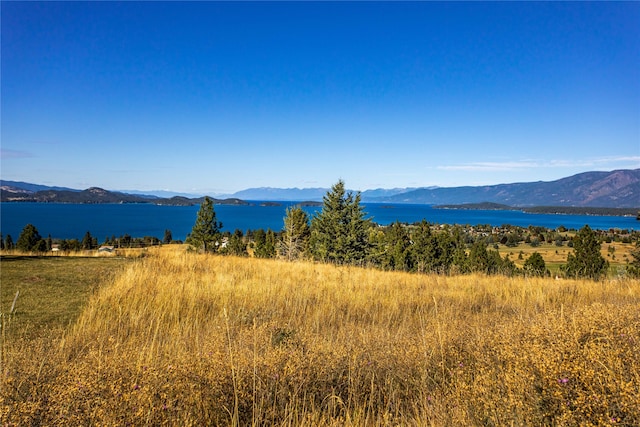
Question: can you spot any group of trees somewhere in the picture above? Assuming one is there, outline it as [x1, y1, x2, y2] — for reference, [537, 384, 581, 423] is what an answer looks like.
[187, 180, 619, 280]
[1, 227, 169, 254]
[1, 224, 56, 252]
[2, 180, 626, 281]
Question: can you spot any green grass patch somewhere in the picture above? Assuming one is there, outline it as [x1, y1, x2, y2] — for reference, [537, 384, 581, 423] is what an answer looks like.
[1, 256, 131, 336]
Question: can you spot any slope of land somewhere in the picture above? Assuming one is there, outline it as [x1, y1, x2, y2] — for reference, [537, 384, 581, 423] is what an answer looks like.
[2, 250, 638, 426]
[382, 169, 640, 207]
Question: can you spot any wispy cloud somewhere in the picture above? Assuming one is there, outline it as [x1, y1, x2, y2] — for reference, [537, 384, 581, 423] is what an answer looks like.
[438, 156, 640, 172]
[549, 156, 640, 168]
[437, 161, 539, 172]
[0, 149, 35, 159]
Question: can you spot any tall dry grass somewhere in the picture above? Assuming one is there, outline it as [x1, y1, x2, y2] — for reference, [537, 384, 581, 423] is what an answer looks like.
[2, 251, 639, 426]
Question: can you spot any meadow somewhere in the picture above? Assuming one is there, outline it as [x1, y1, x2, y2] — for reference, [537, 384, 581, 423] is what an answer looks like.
[497, 240, 635, 276]
[1, 247, 639, 426]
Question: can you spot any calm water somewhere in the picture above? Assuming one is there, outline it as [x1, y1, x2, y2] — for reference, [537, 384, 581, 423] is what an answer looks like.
[1, 202, 638, 241]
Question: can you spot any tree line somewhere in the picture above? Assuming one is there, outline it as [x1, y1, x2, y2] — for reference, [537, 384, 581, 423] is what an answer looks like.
[186, 180, 640, 281]
[3, 180, 638, 280]
[1, 227, 173, 253]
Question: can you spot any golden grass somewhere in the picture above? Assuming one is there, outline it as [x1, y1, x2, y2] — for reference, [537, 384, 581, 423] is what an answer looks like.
[498, 241, 636, 274]
[2, 251, 639, 426]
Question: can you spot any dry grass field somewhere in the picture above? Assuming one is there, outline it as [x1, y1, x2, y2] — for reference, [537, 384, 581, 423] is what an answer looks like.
[1, 249, 639, 426]
[498, 240, 635, 276]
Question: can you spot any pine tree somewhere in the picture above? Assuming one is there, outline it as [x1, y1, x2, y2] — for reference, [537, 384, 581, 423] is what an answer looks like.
[163, 229, 173, 244]
[186, 196, 222, 253]
[563, 225, 608, 280]
[16, 224, 44, 252]
[410, 221, 454, 274]
[222, 229, 247, 257]
[499, 253, 518, 276]
[411, 221, 440, 273]
[523, 252, 547, 277]
[278, 206, 310, 261]
[254, 229, 276, 258]
[309, 180, 370, 265]
[626, 242, 640, 278]
[449, 225, 469, 274]
[381, 221, 412, 271]
[5, 235, 14, 250]
[81, 231, 94, 250]
[468, 241, 490, 273]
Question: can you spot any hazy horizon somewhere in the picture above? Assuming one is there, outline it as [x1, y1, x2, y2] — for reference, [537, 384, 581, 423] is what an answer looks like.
[3, 167, 638, 200]
[2, 2, 638, 194]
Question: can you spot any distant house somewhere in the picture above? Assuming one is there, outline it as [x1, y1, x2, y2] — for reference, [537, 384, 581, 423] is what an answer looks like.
[98, 246, 115, 253]
[51, 244, 60, 252]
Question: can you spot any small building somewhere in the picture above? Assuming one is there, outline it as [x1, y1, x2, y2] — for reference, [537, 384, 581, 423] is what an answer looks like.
[98, 246, 115, 253]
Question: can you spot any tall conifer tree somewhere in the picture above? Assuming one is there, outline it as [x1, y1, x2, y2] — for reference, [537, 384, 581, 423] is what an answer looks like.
[279, 206, 310, 261]
[186, 196, 222, 253]
[310, 180, 370, 265]
[563, 225, 608, 280]
[16, 224, 44, 252]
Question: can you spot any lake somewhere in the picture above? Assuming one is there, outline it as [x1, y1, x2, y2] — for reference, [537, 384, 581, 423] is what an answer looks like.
[1, 202, 638, 241]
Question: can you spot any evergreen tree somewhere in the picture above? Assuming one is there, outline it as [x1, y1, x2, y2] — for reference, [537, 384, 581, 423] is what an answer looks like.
[34, 238, 47, 252]
[5, 234, 14, 250]
[499, 253, 518, 276]
[626, 242, 640, 278]
[279, 206, 310, 261]
[434, 231, 456, 274]
[485, 249, 502, 275]
[563, 225, 608, 280]
[0, 234, 4, 251]
[163, 229, 173, 244]
[381, 221, 412, 271]
[450, 226, 470, 274]
[46, 234, 53, 251]
[309, 180, 370, 265]
[523, 252, 547, 277]
[410, 221, 455, 274]
[410, 220, 436, 273]
[186, 196, 223, 253]
[364, 227, 386, 267]
[121, 234, 132, 248]
[67, 239, 82, 251]
[16, 224, 44, 252]
[468, 241, 490, 274]
[254, 229, 276, 258]
[82, 231, 94, 250]
[265, 229, 277, 258]
[224, 229, 248, 257]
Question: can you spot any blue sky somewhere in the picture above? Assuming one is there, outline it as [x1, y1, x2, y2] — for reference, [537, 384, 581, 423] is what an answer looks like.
[2, 1, 639, 195]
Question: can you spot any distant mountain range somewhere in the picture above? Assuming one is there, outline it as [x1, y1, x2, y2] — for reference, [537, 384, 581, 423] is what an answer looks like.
[224, 169, 639, 208]
[375, 169, 640, 208]
[0, 183, 246, 206]
[1, 169, 639, 208]
[223, 186, 424, 201]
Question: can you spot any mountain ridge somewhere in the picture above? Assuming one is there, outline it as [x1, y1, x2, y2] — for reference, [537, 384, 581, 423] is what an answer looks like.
[378, 169, 639, 208]
[1, 169, 638, 208]
[0, 184, 247, 206]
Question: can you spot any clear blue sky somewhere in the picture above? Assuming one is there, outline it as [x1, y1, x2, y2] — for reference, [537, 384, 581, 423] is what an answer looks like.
[2, 1, 639, 195]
